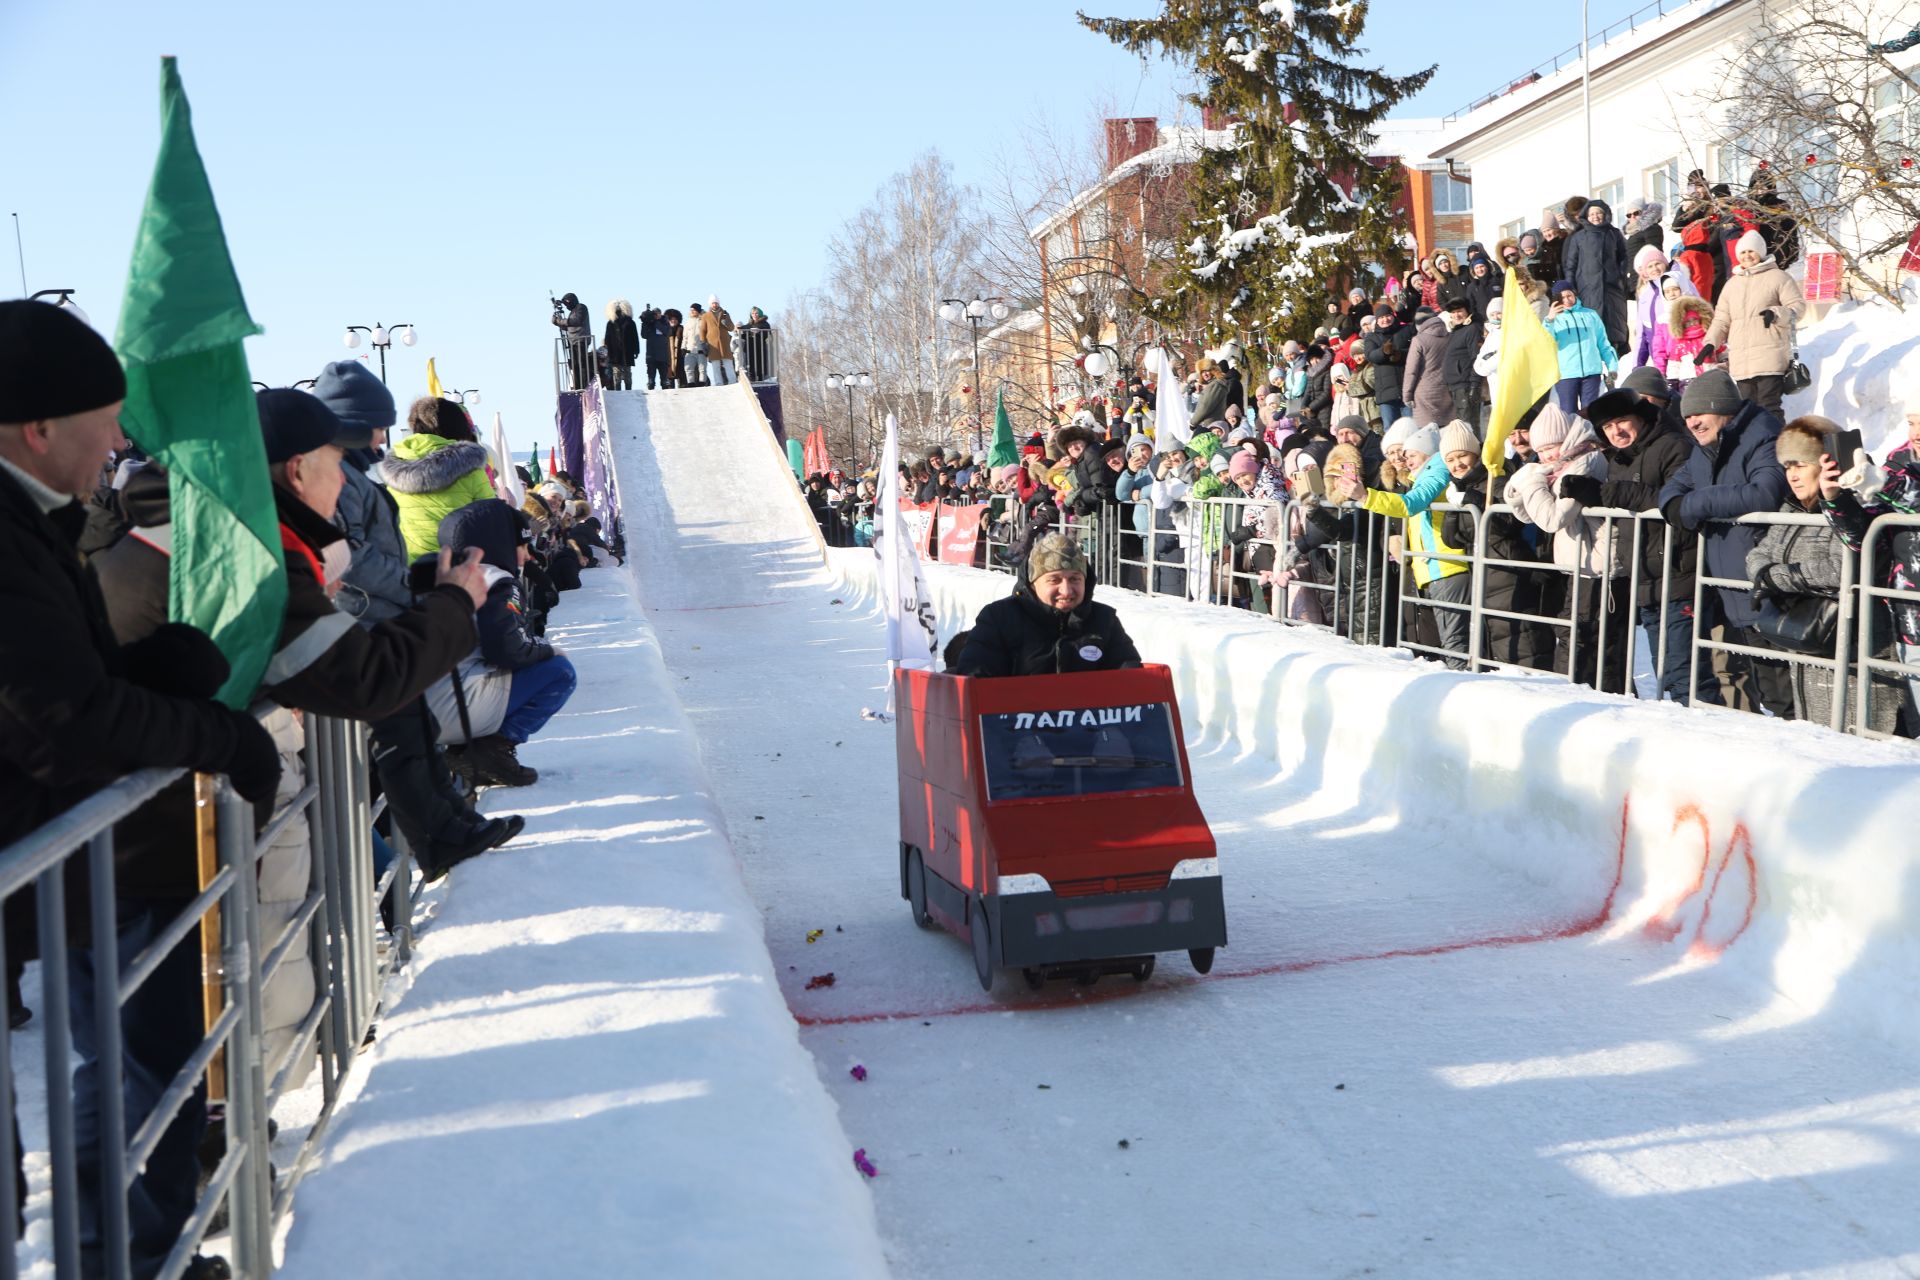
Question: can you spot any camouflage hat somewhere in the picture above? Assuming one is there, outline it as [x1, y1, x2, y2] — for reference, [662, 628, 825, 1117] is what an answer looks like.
[1028, 533, 1088, 581]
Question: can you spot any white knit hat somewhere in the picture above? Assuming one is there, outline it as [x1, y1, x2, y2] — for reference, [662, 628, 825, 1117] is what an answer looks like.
[1633, 243, 1666, 272]
[1382, 420, 1415, 450]
[1402, 425, 1443, 459]
[1438, 420, 1481, 459]
[1735, 228, 1768, 261]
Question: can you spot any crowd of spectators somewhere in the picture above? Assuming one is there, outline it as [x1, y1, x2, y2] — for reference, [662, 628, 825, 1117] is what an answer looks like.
[555, 291, 771, 392]
[826, 170, 1915, 739]
[0, 299, 621, 1278]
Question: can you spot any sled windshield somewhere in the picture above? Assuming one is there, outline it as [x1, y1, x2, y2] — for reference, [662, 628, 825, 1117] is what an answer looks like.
[978, 702, 1184, 802]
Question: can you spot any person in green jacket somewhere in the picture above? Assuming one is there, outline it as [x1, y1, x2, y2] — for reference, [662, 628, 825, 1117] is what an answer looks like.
[385, 396, 496, 559]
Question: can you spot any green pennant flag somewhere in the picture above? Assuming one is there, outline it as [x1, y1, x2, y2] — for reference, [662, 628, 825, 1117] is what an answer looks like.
[116, 57, 283, 708]
[986, 385, 1018, 469]
[528, 441, 543, 484]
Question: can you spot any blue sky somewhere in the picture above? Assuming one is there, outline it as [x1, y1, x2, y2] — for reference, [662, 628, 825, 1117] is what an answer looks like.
[2, 0, 1598, 454]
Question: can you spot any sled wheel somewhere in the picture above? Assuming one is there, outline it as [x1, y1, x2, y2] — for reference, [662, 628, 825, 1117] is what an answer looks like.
[1022, 967, 1045, 991]
[907, 849, 933, 929]
[971, 896, 994, 992]
[1075, 968, 1100, 987]
[1188, 947, 1215, 975]
[1131, 956, 1156, 983]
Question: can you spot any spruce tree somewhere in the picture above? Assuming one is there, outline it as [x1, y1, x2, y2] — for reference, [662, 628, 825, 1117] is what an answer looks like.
[1079, 1, 1434, 349]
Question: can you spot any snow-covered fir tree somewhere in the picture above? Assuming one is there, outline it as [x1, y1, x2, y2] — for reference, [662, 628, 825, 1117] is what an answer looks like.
[1079, 0, 1433, 347]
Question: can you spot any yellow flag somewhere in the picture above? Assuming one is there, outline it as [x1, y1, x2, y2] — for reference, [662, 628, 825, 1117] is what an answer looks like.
[1482, 268, 1561, 476]
[426, 356, 445, 400]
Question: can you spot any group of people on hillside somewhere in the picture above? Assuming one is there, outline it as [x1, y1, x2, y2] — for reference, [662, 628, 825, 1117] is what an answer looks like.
[0, 299, 618, 1279]
[551, 291, 771, 391]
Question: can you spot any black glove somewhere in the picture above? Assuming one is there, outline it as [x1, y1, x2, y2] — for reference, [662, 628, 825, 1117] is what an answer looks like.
[221, 711, 283, 804]
[1760, 308, 1777, 329]
[1227, 524, 1256, 546]
[121, 622, 230, 700]
[1660, 495, 1691, 530]
[1693, 344, 1716, 368]
[1557, 473, 1603, 506]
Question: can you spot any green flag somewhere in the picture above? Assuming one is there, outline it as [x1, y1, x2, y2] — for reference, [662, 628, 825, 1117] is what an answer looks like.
[786, 438, 805, 479]
[528, 441, 543, 484]
[986, 385, 1018, 469]
[116, 57, 282, 708]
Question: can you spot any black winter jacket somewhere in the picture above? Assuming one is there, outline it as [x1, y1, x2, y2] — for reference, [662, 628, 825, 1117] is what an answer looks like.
[953, 581, 1141, 678]
[1599, 414, 1699, 604]
[0, 465, 250, 855]
[436, 500, 555, 671]
[1443, 317, 1484, 386]
[1362, 324, 1414, 404]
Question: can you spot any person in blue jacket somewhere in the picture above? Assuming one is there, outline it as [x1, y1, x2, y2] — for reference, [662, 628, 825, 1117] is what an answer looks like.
[1544, 279, 1617, 413]
[1657, 368, 1792, 714]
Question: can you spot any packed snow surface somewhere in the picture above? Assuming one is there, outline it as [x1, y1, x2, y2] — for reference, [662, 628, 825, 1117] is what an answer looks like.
[279, 381, 1920, 1279]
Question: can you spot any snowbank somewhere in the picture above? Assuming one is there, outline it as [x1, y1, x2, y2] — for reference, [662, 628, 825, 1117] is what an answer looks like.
[833, 551, 1920, 1053]
[1785, 295, 1920, 459]
[277, 566, 887, 1279]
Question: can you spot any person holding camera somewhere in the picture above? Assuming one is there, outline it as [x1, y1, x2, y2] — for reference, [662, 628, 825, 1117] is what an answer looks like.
[550, 292, 591, 390]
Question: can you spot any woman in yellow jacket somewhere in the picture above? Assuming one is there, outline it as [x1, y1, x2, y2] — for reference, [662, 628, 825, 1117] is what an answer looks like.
[1339, 423, 1473, 668]
[385, 396, 496, 559]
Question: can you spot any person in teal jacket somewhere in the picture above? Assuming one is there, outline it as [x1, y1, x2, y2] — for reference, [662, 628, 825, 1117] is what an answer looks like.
[1545, 279, 1617, 414]
[385, 396, 496, 559]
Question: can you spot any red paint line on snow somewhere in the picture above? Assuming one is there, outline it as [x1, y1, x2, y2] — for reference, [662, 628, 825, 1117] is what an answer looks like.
[791, 799, 1636, 1029]
[657, 601, 779, 612]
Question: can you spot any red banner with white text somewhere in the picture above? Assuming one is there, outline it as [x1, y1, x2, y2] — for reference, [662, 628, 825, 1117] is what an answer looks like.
[936, 502, 985, 566]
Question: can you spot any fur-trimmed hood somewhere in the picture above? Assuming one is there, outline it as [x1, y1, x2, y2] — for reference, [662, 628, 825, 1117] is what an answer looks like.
[1668, 293, 1714, 334]
[383, 435, 491, 495]
[607, 298, 633, 321]
[1432, 248, 1459, 277]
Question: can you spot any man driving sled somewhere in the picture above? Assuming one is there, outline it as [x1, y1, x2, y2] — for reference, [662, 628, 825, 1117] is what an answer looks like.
[952, 533, 1142, 678]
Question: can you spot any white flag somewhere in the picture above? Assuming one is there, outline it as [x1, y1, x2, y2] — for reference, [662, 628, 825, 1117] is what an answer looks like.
[875, 413, 939, 676]
[489, 412, 524, 508]
[1149, 346, 1192, 446]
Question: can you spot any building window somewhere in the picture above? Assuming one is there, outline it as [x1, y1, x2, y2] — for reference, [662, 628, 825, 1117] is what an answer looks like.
[1591, 178, 1625, 208]
[1871, 78, 1920, 153]
[1430, 173, 1473, 214]
[1500, 217, 1525, 241]
[1716, 144, 1751, 187]
[1645, 157, 1682, 204]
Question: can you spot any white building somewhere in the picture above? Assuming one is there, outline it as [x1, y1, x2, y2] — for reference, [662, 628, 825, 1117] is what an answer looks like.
[1431, 0, 1763, 244]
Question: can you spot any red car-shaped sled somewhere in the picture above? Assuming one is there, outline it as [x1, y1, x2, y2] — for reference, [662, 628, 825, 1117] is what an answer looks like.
[895, 663, 1226, 991]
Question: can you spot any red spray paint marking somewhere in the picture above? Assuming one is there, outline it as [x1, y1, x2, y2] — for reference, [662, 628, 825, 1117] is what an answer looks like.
[1652, 805, 1759, 960]
[658, 601, 778, 612]
[792, 797, 1638, 1029]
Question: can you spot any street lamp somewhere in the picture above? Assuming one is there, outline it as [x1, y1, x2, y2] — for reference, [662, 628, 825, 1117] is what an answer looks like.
[442, 388, 482, 406]
[938, 296, 1011, 453]
[342, 322, 418, 384]
[28, 288, 88, 327]
[825, 371, 872, 470]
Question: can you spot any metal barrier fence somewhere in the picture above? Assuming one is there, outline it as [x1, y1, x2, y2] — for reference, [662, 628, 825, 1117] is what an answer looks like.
[735, 327, 779, 386]
[2, 712, 408, 1279]
[974, 493, 1920, 740]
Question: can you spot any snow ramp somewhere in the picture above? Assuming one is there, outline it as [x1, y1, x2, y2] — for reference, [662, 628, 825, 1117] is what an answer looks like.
[603, 381, 823, 611]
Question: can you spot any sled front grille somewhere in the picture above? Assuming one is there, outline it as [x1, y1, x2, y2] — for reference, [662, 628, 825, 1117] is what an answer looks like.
[1051, 871, 1171, 898]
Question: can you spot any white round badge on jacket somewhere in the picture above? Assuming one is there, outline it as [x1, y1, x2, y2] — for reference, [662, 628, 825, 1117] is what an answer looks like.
[1079, 645, 1103, 662]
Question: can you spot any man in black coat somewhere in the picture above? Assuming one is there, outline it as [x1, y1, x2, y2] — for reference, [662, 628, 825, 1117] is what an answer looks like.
[1560, 384, 1711, 705]
[1560, 199, 1631, 355]
[1440, 296, 1485, 427]
[0, 300, 281, 1265]
[1361, 307, 1414, 428]
[953, 534, 1141, 677]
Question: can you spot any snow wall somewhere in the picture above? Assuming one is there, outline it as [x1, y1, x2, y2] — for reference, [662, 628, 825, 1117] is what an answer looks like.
[833, 552, 1920, 1054]
[1786, 296, 1920, 460]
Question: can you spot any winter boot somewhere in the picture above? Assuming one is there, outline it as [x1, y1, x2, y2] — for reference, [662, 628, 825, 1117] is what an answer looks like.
[421, 814, 526, 883]
[466, 735, 538, 788]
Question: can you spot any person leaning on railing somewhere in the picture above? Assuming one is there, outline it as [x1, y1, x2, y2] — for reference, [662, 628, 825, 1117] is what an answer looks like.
[0, 300, 282, 1264]
[71, 388, 489, 1278]
[1557, 376, 1711, 705]
[1744, 417, 1904, 733]
[1354, 424, 1472, 668]
[1657, 369, 1794, 717]
[1813, 428, 1920, 733]
[1436, 423, 1551, 672]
